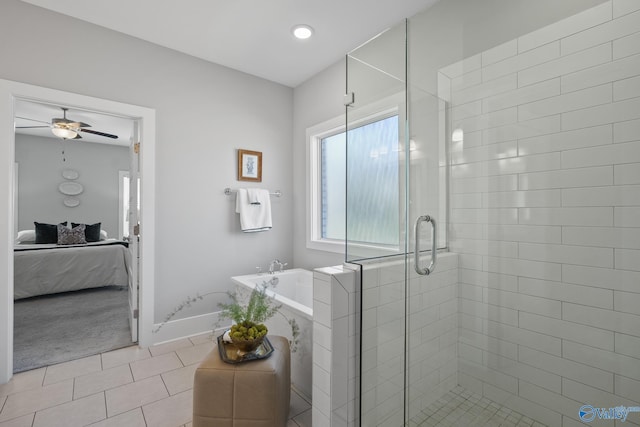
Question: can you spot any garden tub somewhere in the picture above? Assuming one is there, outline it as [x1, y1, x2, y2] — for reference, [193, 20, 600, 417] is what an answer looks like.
[231, 268, 313, 399]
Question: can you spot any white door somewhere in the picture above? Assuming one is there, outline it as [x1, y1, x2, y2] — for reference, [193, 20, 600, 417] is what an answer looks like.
[127, 122, 140, 342]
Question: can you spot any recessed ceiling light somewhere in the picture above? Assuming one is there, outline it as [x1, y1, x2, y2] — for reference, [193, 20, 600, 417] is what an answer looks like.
[292, 24, 314, 40]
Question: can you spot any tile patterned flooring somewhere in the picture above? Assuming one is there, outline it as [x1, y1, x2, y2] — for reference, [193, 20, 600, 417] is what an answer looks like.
[0, 335, 550, 427]
[0, 333, 312, 427]
[411, 386, 546, 427]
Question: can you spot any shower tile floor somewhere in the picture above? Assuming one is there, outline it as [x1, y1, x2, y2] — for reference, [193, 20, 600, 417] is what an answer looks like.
[411, 386, 547, 427]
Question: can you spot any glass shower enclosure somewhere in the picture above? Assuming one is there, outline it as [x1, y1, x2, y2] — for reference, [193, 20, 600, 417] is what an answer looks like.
[346, 17, 450, 427]
[346, 0, 640, 426]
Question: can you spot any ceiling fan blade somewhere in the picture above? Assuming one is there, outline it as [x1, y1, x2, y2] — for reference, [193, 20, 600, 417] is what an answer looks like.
[80, 128, 118, 139]
[53, 118, 72, 126]
[15, 116, 51, 125]
[15, 125, 50, 129]
[69, 121, 91, 128]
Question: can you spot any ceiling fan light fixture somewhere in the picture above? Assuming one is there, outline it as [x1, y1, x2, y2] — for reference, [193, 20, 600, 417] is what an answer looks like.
[292, 24, 314, 40]
[51, 126, 77, 140]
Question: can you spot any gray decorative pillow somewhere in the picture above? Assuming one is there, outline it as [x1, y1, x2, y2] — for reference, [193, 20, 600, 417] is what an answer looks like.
[57, 223, 86, 245]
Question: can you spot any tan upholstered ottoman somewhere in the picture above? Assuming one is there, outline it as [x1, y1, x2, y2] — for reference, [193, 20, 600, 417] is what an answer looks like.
[192, 335, 291, 427]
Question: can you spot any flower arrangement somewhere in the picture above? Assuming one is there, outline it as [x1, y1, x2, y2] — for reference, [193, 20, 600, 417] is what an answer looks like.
[154, 277, 300, 352]
[219, 280, 280, 351]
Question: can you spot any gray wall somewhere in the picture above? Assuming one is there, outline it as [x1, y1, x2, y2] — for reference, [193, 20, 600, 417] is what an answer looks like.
[1, 0, 294, 326]
[15, 134, 128, 237]
[292, 60, 346, 269]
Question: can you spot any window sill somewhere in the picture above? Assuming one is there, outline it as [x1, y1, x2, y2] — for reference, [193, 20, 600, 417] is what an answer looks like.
[306, 239, 344, 254]
[307, 238, 403, 258]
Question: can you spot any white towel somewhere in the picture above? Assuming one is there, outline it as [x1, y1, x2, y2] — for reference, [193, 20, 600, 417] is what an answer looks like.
[246, 188, 261, 205]
[235, 188, 272, 232]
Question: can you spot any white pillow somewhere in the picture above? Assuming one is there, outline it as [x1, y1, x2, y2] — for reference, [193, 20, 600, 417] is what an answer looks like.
[100, 230, 108, 240]
[15, 229, 36, 244]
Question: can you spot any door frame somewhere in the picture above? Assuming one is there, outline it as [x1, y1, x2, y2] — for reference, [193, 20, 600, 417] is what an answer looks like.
[0, 79, 156, 383]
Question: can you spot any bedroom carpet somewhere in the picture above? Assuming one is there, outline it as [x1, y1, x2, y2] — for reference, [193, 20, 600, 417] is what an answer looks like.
[13, 285, 134, 373]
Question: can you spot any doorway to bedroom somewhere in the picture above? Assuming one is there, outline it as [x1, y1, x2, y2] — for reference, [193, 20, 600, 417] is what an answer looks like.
[13, 99, 148, 380]
[0, 80, 156, 383]
[12, 99, 139, 372]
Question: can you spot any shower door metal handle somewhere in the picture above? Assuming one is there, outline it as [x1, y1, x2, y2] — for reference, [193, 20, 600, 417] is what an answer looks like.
[414, 215, 437, 276]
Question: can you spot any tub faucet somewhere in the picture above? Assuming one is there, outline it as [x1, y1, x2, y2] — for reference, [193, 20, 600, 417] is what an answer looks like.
[268, 259, 282, 274]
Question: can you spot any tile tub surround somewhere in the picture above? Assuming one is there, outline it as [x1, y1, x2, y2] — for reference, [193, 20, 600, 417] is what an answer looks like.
[0, 337, 312, 427]
[443, 1, 640, 426]
[232, 269, 315, 400]
[312, 265, 359, 427]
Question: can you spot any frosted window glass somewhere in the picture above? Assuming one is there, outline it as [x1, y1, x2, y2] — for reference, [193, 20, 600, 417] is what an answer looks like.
[321, 132, 346, 240]
[321, 115, 399, 246]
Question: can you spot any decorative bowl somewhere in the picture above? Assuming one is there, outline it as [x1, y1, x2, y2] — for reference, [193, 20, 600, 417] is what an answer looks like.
[230, 335, 265, 353]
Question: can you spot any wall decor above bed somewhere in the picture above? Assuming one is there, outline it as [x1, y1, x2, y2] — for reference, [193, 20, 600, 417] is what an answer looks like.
[58, 181, 83, 195]
[63, 197, 80, 207]
[61, 169, 79, 180]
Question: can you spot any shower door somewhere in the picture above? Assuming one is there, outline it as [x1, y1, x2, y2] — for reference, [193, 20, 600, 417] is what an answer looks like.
[347, 17, 450, 426]
[346, 20, 409, 427]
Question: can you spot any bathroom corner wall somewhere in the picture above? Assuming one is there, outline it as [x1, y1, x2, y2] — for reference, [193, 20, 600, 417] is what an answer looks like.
[312, 265, 360, 427]
[445, 2, 640, 426]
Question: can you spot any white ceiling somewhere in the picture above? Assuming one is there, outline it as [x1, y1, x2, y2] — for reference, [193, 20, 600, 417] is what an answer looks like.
[15, 0, 439, 145]
[19, 0, 439, 88]
[15, 100, 134, 146]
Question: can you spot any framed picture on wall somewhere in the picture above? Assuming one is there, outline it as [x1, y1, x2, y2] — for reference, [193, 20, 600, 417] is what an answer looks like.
[237, 149, 262, 182]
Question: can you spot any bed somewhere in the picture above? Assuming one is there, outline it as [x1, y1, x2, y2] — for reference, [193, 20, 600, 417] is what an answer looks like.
[14, 238, 130, 300]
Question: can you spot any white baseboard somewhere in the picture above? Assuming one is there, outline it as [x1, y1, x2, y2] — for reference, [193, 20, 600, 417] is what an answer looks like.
[151, 312, 230, 345]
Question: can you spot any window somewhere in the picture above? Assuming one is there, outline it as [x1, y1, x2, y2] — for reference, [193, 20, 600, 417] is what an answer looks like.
[308, 110, 400, 253]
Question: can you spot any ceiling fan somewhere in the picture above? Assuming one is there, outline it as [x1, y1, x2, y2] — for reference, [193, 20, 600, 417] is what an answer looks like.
[16, 107, 119, 140]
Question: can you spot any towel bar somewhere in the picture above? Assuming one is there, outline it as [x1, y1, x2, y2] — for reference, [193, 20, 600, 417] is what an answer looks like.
[224, 187, 282, 197]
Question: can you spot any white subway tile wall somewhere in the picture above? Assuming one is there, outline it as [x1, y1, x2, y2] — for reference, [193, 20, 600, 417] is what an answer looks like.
[315, 255, 459, 427]
[445, 1, 640, 426]
[359, 254, 459, 426]
[312, 266, 359, 427]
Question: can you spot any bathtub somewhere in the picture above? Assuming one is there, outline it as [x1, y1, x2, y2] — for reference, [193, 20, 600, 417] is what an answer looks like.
[231, 268, 313, 399]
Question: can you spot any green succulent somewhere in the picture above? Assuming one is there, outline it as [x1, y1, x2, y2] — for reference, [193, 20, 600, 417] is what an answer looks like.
[230, 321, 268, 341]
